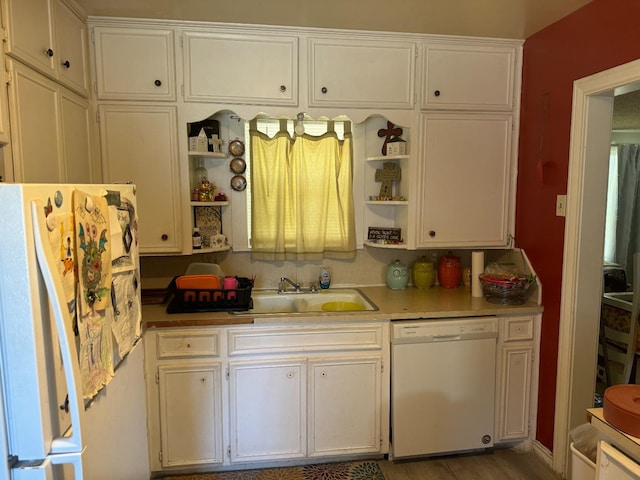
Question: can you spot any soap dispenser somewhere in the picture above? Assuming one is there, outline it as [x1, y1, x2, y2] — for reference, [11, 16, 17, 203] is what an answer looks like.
[319, 267, 331, 289]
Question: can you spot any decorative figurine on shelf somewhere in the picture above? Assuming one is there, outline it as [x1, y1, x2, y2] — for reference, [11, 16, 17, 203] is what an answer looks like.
[214, 192, 227, 202]
[198, 179, 216, 202]
[375, 161, 401, 198]
[195, 128, 208, 152]
[209, 134, 225, 153]
[377, 121, 403, 155]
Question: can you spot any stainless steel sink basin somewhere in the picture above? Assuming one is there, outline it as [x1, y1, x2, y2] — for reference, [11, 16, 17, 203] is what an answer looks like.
[602, 291, 633, 311]
[238, 288, 378, 315]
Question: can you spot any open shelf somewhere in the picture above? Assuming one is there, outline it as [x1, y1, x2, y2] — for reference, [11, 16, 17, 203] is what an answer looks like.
[188, 151, 228, 159]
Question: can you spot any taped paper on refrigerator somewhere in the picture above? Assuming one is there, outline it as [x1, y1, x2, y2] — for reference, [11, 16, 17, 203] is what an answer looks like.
[46, 211, 78, 333]
[110, 270, 141, 357]
[108, 194, 137, 271]
[73, 190, 114, 398]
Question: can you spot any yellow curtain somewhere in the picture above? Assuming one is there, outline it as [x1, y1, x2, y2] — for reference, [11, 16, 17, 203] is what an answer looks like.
[250, 122, 355, 260]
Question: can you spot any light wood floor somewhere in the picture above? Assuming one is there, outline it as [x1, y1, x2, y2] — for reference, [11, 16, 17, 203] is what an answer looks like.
[378, 448, 561, 480]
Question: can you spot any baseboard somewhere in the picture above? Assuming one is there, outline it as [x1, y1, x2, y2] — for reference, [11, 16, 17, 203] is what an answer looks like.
[531, 440, 556, 472]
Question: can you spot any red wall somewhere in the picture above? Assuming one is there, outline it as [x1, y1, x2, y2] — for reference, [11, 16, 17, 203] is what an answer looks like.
[518, 0, 640, 450]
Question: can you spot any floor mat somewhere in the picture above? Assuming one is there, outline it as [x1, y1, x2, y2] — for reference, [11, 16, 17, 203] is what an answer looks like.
[159, 461, 385, 480]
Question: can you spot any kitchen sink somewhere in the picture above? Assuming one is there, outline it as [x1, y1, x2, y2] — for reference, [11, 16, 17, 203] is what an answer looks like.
[602, 291, 633, 311]
[237, 288, 378, 315]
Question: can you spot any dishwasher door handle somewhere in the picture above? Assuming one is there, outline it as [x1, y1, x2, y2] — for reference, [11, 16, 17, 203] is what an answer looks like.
[433, 334, 462, 341]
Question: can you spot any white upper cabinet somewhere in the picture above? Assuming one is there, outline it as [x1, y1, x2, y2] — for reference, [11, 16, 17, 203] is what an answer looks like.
[8, 60, 92, 183]
[309, 38, 416, 109]
[92, 26, 176, 101]
[421, 43, 517, 111]
[54, 0, 89, 95]
[3, 0, 89, 96]
[417, 112, 513, 248]
[98, 104, 182, 254]
[183, 31, 298, 106]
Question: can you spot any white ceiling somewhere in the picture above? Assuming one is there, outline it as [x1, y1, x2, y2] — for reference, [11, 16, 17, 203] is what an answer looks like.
[74, 0, 592, 39]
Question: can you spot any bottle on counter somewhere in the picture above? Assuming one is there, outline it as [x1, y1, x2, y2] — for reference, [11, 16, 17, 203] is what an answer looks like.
[319, 267, 331, 289]
[192, 227, 202, 249]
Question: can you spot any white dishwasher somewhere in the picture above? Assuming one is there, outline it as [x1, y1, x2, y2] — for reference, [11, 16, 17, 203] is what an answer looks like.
[391, 317, 498, 458]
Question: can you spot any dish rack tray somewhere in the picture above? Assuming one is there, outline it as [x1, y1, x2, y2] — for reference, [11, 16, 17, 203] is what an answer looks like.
[167, 277, 254, 313]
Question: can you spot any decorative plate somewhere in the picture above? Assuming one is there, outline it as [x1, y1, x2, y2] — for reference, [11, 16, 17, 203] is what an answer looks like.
[230, 175, 247, 192]
[228, 139, 245, 157]
[230, 157, 246, 174]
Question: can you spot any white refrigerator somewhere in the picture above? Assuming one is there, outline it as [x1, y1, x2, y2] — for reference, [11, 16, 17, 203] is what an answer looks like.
[0, 184, 149, 480]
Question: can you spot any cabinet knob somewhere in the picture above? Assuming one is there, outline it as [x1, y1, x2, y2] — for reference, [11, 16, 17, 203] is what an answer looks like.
[161, 234, 169, 241]
[200, 377, 206, 384]
[45, 48, 54, 57]
[428, 230, 436, 237]
[280, 85, 286, 92]
[186, 343, 191, 348]
[434, 90, 441, 97]
[154, 79, 162, 87]
[286, 371, 294, 379]
[321, 87, 328, 94]
[62, 60, 71, 69]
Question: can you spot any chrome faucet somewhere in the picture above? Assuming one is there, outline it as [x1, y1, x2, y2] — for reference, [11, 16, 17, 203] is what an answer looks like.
[279, 277, 301, 293]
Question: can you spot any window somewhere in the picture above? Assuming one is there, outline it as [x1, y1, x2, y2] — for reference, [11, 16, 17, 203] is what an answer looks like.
[246, 117, 355, 260]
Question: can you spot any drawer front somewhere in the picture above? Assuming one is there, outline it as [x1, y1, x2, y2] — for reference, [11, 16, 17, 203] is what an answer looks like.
[228, 324, 384, 356]
[157, 330, 220, 358]
[501, 316, 534, 342]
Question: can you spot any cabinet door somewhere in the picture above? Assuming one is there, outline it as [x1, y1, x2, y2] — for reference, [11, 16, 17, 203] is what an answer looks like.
[98, 104, 182, 253]
[8, 61, 63, 183]
[54, 0, 88, 96]
[158, 364, 223, 467]
[308, 356, 382, 457]
[418, 113, 512, 248]
[422, 43, 516, 111]
[92, 27, 176, 101]
[59, 89, 92, 183]
[309, 38, 415, 109]
[183, 32, 297, 106]
[3, 0, 56, 76]
[597, 440, 640, 479]
[229, 359, 306, 462]
[496, 344, 532, 441]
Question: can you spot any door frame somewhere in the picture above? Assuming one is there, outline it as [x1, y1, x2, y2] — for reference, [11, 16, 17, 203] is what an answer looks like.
[553, 58, 640, 474]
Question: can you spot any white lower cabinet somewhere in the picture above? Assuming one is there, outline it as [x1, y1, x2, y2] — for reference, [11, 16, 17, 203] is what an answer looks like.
[495, 315, 538, 443]
[147, 329, 224, 471]
[597, 440, 640, 479]
[146, 323, 388, 474]
[308, 356, 382, 457]
[158, 363, 223, 467]
[229, 359, 307, 462]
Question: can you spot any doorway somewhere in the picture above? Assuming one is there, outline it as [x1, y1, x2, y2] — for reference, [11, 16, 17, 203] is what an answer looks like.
[553, 58, 640, 474]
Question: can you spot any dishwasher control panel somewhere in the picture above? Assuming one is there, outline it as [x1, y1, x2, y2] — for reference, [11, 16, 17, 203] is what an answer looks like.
[392, 317, 498, 342]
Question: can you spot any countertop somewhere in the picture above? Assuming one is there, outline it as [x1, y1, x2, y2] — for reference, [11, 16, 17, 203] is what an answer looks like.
[143, 285, 543, 328]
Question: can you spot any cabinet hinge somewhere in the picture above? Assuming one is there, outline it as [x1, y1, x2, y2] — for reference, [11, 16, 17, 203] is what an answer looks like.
[181, 84, 184, 97]
[227, 446, 231, 458]
[179, 35, 184, 48]
[380, 436, 383, 447]
[155, 372, 160, 384]
[381, 361, 384, 373]
[90, 28, 95, 44]
[1, 27, 7, 43]
[225, 367, 229, 380]
[5, 64, 11, 86]
[95, 111, 100, 124]
[159, 450, 163, 462]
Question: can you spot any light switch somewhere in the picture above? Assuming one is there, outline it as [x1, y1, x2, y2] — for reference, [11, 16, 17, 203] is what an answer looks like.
[556, 195, 567, 217]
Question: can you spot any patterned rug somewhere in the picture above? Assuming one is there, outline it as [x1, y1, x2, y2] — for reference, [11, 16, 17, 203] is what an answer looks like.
[160, 461, 385, 480]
